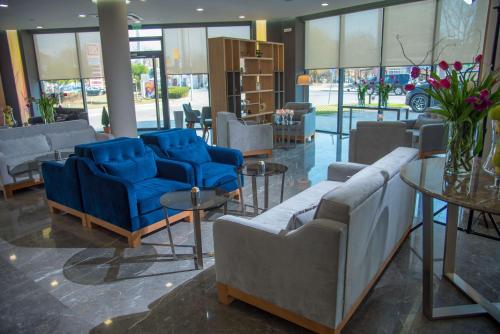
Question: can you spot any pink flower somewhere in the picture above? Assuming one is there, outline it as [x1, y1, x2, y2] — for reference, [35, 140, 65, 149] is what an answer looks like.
[410, 66, 421, 79]
[465, 96, 479, 104]
[404, 83, 416, 91]
[427, 78, 441, 90]
[439, 77, 451, 89]
[475, 54, 483, 63]
[479, 89, 489, 99]
[465, 90, 492, 112]
[63, 92, 68, 97]
[438, 60, 449, 71]
[453, 61, 463, 71]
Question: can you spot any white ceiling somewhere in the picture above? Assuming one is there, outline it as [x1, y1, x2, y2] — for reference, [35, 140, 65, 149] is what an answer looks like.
[0, 0, 382, 30]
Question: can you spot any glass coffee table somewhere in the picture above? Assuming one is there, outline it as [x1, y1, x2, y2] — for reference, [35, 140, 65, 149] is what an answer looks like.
[7, 150, 73, 183]
[160, 188, 229, 269]
[238, 162, 288, 215]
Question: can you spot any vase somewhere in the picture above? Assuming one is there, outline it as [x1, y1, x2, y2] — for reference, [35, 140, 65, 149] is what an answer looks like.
[358, 96, 365, 106]
[482, 120, 500, 189]
[444, 120, 478, 176]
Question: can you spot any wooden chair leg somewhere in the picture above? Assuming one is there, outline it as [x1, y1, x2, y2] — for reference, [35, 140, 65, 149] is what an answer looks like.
[217, 283, 234, 305]
[3, 186, 13, 199]
[128, 233, 141, 248]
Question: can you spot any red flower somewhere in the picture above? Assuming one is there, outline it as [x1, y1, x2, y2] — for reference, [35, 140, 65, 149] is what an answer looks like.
[404, 83, 416, 91]
[428, 78, 441, 90]
[63, 92, 68, 97]
[439, 77, 451, 89]
[453, 61, 463, 71]
[438, 60, 449, 71]
[474, 54, 483, 63]
[410, 66, 421, 79]
[465, 96, 478, 104]
[479, 89, 489, 99]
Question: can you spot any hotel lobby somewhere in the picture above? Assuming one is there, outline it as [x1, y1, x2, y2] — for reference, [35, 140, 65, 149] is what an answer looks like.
[0, 0, 499, 333]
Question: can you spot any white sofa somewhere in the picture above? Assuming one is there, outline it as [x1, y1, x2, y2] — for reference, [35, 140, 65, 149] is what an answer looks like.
[0, 120, 112, 198]
[213, 147, 418, 334]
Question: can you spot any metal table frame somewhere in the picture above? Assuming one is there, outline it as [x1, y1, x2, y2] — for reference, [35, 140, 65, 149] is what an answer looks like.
[274, 122, 298, 150]
[421, 195, 500, 322]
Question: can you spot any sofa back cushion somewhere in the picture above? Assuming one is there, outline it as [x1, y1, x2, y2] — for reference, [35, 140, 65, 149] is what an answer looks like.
[100, 150, 158, 183]
[75, 137, 129, 159]
[46, 128, 96, 150]
[0, 134, 50, 157]
[0, 120, 90, 141]
[142, 129, 211, 164]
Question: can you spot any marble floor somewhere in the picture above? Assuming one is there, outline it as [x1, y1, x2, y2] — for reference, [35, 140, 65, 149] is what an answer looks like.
[0, 132, 499, 334]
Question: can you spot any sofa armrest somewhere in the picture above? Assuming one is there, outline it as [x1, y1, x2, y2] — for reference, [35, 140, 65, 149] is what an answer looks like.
[76, 157, 140, 231]
[328, 162, 368, 182]
[348, 129, 357, 162]
[401, 119, 417, 129]
[156, 158, 195, 185]
[228, 121, 273, 152]
[214, 216, 347, 328]
[0, 152, 10, 186]
[420, 123, 447, 156]
[207, 145, 244, 168]
[302, 108, 316, 137]
[95, 132, 115, 141]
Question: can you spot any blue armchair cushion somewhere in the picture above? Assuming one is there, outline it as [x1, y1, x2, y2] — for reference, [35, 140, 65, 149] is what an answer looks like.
[100, 150, 158, 184]
[134, 177, 191, 214]
[167, 143, 211, 164]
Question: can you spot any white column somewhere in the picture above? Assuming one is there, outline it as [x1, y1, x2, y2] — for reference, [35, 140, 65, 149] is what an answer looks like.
[97, 0, 137, 137]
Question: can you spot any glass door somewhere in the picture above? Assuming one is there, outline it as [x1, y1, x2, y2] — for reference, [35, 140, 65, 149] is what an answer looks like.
[130, 53, 168, 130]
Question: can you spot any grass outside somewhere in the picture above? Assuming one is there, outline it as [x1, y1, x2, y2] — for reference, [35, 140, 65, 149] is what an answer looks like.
[316, 103, 407, 116]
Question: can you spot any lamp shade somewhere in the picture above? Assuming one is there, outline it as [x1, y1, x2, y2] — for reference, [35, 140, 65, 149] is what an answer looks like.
[296, 73, 312, 86]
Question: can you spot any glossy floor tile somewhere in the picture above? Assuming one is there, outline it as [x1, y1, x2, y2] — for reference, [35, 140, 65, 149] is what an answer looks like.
[0, 133, 498, 334]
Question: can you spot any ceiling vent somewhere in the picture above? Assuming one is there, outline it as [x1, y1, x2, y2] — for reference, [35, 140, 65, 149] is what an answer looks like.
[88, 13, 143, 23]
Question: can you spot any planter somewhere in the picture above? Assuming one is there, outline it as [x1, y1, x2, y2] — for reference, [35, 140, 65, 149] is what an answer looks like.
[444, 120, 478, 176]
[103, 126, 111, 134]
[482, 119, 500, 189]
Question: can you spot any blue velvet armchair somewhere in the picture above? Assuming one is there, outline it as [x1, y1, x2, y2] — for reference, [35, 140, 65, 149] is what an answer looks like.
[74, 138, 194, 247]
[141, 129, 244, 195]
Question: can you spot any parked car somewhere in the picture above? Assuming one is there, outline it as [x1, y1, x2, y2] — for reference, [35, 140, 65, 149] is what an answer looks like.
[405, 82, 435, 112]
[367, 74, 410, 95]
[86, 87, 105, 96]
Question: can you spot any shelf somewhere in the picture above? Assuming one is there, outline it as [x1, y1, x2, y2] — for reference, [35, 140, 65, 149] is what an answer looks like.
[241, 73, 273, 77]
[242, 89, 273, 94]
[241, 111, 275, 119]
[241, 57, 273, 61]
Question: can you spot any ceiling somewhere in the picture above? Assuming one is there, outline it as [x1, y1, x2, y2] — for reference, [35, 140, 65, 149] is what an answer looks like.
[0, 0, 381, 30]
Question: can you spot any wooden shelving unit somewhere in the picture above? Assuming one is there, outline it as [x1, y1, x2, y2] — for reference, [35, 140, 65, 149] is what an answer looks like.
[208, 37, 285, 142]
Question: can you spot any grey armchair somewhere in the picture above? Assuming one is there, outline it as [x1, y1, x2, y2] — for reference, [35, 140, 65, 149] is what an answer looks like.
[182, 103, 201, 128]
[402, 110, 447, 158]
[282, 102, 316, 142]
[216, 112, 273, 157]
[349, 121, 413, 164]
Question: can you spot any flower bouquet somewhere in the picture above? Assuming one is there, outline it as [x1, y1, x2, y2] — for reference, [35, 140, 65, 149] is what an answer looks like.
[405, 55, 500, 176]
[355, 80, 368, 106]
[378, 77, 394, 108]
[28, 93, 58, 124]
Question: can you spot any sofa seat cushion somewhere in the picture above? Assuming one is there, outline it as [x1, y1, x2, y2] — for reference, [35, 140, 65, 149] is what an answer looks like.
[0, 134, 50, 158]
[200, 162, 237, 188]
[252, 180, 343, 232]
[167, 142, 211, 164]
[46, 128, 96, 150]
[100, 151, 158, 184]
[134, 178, 191, 214]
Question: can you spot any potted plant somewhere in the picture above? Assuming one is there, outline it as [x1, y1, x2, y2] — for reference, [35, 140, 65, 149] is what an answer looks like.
[2, 105, 17, 127]
[378, 77, 393, 108]
[355, 80, 368, 106]
[101, 106, 111, 134]
[28, 93, 57, 123]
[405, 55, 500, 176]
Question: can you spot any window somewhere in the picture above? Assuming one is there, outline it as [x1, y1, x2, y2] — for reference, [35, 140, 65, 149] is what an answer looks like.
[40, 80, 83, 109]
[167, 74, 209, 117]
[34, 33, 80, 80]
[163, 27, 207, 74]
[129, 40, 162, 52]
[84, 78, 108, 131]
[207, 26, 251, 39]
[305, 16, 340, 69]
[308, 69, 339, 132]
[128, 28, 162, 38]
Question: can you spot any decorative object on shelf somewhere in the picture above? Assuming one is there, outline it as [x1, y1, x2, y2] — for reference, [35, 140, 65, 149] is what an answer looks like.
[256, 81, 261, 91]
[101, 106, 111, 134]
[355, 80, 368, 106]
[28, 93, 57, 124]
[241, 99, 249, 117]
[378, 77, 393, 107]
[2, 105, 17, 127]
[482, 106, 500, 189]
[405, 54, 500, 176]
[260, 102, 267, 113]
[256, 49, 263, 58]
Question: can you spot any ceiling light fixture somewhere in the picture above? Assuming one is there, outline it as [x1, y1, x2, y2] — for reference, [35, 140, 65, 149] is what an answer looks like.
[238, 15, 245, 19]
[321, 2, 329, 6]
[36, 26, 43, 29]
[0, 4, 8, 8]
[196, 8, 204, 12]
[78, 13, 87, 18]
[463, 0, 476, 4]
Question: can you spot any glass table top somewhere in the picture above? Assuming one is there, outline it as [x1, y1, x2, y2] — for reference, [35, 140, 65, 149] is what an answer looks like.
[400, 157, 500, 215]
[160, 189, 229, 212]
[239, 162, 288, 177]
[36, 151, 73, 163]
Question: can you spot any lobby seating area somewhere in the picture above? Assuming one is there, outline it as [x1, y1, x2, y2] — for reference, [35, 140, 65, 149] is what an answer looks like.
[0, 1, 499, 334]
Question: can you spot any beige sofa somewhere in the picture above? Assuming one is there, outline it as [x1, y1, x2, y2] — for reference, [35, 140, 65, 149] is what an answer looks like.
[0, 120, 112, 198]
[213, 147, 418, 334]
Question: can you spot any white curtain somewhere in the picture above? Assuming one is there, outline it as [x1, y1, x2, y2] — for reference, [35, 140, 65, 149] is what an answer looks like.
[77, 32, 104, 79]
[163, 27, 207, 74]
[34, 33, 79, 80]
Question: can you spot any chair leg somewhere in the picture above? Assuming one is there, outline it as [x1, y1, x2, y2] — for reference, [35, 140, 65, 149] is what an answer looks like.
[217, 283, 234, 305]
[128, 233, 141, 248]
[164, 208, 177, 260]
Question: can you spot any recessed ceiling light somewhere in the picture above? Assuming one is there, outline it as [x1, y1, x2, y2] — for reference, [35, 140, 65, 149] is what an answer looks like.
[196, 8, 204, 12]
[238, 15, 245, 19]
[0, 4, 8, 8]
[321, 2, 329, 6]
[78, 13, 87, 18]
[36, 26, 43, 29]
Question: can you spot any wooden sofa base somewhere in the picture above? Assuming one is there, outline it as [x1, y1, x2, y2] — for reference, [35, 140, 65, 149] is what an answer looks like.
[274, 133, 315, 144]
[217, 225, 412, 334]
[86, 211, 192, 247]
[47, 200, 87, 226]
[2, 178, 44, 199]
[243, 149, 272, 158]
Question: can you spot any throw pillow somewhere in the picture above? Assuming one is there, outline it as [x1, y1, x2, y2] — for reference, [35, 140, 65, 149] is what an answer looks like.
[167, 143, 211, 164]
[100, 151, 158, 183]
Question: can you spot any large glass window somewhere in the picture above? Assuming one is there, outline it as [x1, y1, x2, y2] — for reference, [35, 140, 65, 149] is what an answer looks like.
[34, 33, 80, 80]
[84, 78, 108, 131]
[305, 16, 340, 69]
[40, 80, 84, 109]
[167, 74, 209, 117]
[308, 69, 339, 132]
[207, 26, 251, 39]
